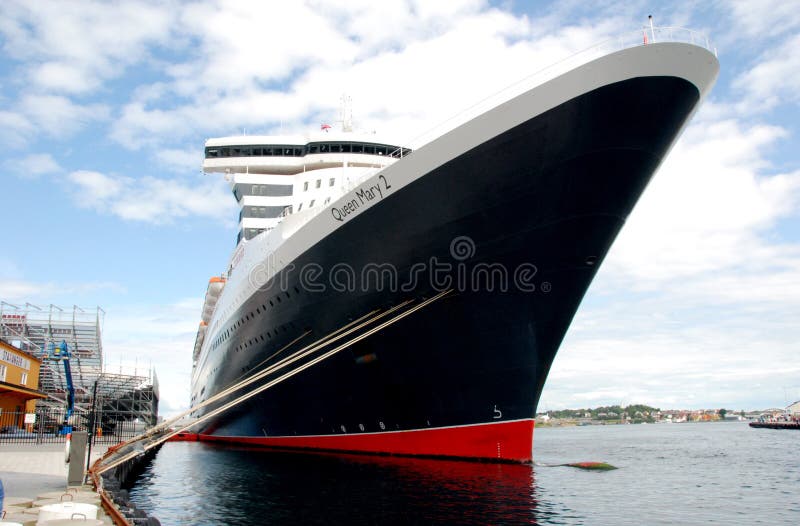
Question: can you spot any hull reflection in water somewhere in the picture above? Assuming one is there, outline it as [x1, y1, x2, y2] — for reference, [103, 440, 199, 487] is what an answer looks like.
[128, 442, 539, 525]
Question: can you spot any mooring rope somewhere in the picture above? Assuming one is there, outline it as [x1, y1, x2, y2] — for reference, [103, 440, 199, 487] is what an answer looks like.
[94, 289, 452, 475]
[117, 305, 395, 446]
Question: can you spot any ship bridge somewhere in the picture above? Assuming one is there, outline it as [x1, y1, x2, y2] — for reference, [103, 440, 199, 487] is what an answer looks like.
[203, 133, 411, 245]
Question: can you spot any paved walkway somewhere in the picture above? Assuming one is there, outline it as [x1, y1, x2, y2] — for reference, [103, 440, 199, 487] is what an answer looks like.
[0, 443, 109, 498]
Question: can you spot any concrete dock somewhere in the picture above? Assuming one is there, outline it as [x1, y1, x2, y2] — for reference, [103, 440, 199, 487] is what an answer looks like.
[1, 443, 113, 524]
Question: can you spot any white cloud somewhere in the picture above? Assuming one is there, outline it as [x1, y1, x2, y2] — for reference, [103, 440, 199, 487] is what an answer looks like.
[733, 33, 800, 112]
[3, 0, 798, 414]
[0, 0, 177, 95]
[0, 278, 125, 303]
[541, 103, 800, 411]
[724, 0, 800, 42]
[111, 3, 622, 149]
[156, 148, 204, 173]
[4, 153, 61, 179]
[603, 119, 799, 286]
[0, 110, 36, 147]
[542, 301, 800, 411]
[19, 94, 110, 137]
[67, 170, 235, 224]
[102, 298, 202, 416]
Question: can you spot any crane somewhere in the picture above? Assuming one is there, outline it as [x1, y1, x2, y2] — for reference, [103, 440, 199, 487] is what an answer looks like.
[47, 340, 76, 434]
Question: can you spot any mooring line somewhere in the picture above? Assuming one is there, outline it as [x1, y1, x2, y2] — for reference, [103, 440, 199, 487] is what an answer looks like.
[152, 290, 450, 450]
[95, 290, 450, 475]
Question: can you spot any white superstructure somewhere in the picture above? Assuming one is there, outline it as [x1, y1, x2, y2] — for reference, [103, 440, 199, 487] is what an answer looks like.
[203, 131, 410, 245]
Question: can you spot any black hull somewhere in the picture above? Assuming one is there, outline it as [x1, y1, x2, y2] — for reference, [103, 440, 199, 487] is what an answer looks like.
[192, 75, 700, 460]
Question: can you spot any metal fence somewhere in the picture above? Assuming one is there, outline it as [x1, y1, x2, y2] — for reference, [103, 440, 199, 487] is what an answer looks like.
[0, 407, 151, 445]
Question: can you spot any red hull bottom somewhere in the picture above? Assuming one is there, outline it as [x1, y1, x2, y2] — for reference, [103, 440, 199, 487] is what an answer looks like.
[198, 419, 535, 463]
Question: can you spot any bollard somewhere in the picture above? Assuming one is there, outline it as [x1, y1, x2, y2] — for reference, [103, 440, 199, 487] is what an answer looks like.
[67, 431, 88, 486]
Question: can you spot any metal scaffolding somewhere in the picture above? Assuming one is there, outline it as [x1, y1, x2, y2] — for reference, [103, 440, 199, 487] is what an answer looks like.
[0, 301, 159, 427]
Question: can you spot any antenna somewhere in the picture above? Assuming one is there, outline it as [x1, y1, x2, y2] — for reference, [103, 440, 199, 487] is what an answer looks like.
[339, 94, 353, 132]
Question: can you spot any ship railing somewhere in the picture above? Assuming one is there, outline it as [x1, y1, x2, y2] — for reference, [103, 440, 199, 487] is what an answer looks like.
[403, 25, 715, 151]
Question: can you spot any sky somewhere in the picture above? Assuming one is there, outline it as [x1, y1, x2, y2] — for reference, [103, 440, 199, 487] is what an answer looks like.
[1, 0, 798, 416]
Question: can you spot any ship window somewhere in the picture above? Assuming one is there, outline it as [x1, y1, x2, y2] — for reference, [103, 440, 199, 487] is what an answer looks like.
[276, 295, 281, 303]
[329, 178, 335, 187]
[263, 147, 273, 156]
[240, 148, 251, 156]
[309, 145, 318, 154]
[320, 144, 329, 153]
[330, 144, 341, 153]
[251, 148, 261, 156]
[341, 144, 351, 153]
[220, 147, 231, 157]
[297, 203, 303, 211]
[206, 148, 219, 158]
[315, 179, 321, 188]
[303, 182, 308, 192]
[294, 286, 300, 294]
[364, 145, 375, 154]
[324, 197, 330, 205]
[269, 300, 274, 307]
[375, 146, 386, 155]
[351, 144, 363, 153]
[309, 200, 315, 208]
[231, 148, 241, 156]
[294, 148, 302, 156]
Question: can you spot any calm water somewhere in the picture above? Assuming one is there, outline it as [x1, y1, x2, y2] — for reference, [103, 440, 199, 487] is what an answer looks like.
[128, 422, 799, 524]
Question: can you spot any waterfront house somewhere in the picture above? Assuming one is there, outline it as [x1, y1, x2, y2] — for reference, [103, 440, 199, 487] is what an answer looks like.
[0, 339, 46, 430]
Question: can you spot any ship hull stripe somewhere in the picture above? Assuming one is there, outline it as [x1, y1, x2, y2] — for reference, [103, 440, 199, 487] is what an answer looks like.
[198, 419, 535, 462]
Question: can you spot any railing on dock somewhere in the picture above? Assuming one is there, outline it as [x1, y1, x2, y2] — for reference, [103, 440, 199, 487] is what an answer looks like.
[0, 408, 154, 445]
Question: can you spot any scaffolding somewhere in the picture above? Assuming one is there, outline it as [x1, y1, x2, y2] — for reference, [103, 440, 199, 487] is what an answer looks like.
[0, 301, 159, 427]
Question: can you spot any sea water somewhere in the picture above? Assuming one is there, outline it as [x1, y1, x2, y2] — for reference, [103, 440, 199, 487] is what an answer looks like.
[128, 422, 798, 524]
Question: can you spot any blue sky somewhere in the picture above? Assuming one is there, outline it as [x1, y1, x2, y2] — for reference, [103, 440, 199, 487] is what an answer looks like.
[1, 0, 798, 415]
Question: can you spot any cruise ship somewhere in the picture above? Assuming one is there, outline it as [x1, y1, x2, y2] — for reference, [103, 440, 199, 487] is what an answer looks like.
[190, 28, 719, 462]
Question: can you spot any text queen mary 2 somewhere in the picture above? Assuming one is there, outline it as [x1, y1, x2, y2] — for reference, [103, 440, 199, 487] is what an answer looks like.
[189, 27, 718, 462]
